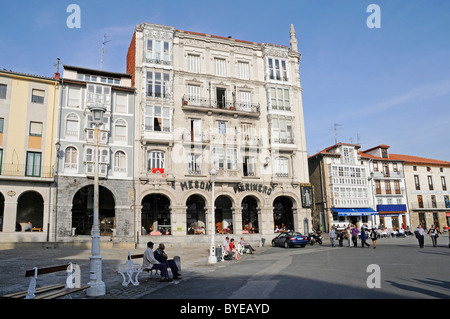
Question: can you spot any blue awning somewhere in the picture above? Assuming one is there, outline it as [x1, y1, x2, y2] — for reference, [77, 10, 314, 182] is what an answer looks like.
[331, 208, 378, 216]
[376, 204, 407, 213]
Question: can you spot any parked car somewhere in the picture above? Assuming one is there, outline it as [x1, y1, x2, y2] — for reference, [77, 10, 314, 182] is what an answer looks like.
[272, 232, 308, 248]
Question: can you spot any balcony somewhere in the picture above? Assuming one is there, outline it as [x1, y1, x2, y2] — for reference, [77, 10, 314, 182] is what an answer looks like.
[410, 201, 450, 210]
[182, 96, 260, 117]
[373, 170, 404, 179]
[0, 164, 54, 181]
[85, 162, 108, 178]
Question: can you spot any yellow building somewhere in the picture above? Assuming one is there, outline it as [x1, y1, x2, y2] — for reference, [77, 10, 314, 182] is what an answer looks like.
[0, 70, 59, 242]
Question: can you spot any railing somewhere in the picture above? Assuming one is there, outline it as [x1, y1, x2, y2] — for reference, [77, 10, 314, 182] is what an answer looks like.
[410, 201, 450, 210]
[373, 170, 404, 178]
[0, 164, 54, 178]
[182, 96, 260, 114]
[272, 137, 295, 144]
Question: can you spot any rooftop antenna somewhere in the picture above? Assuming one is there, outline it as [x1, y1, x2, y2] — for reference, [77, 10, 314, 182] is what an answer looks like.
[334, 123, 342, 144]
[101, 34, 111, 70]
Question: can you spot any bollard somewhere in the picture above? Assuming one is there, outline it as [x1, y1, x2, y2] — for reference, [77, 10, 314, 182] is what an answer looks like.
[215, 247, 222, 262]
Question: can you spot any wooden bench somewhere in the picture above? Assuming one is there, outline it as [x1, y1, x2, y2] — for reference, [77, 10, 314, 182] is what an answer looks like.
[1, 263, 89, 299]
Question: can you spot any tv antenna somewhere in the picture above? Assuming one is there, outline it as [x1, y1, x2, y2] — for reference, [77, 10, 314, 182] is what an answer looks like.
[334, 123, 342, 144]
[101, 34, 111, 70]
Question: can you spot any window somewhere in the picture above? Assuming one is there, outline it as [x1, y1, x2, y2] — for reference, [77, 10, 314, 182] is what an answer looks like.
[114, 119, 127, 141]
[65, 114, 79, 137]
[268, 58, 288, 81]
[114, 151, 127, 173]
[147, 151, 165, 172]
[187, 85, 201, 105]
[67, 87, 81, 108]
[189, 119, 202, 142]
[444, 195, 450, 208]
[213, 147, 224, 170]
[272, 118, 293, 143]
[394, 180, 401, 194]
[64, 147, 78, 170]
[240, 123, 255, 141]
[218, 121, 226, 135]
[238, 61, 249, 80]
[115, 93, 128, 113]
[393, 163, 398, 172]
[29, 122, 43, 137]
[216, 87, 227, 108]
[385, 181, 391, 194]
[375, 181, 381, 194]
[275, 157, 289, 177]
[238, 91, 252, 111]
[26, 152, 41, 177]
[85, 148, 93, 162]
[0, 84, 6, 99]
[146, 72, 170, 98]
[373, 162, 379, 172]
[86, 84, 110, 108]
[147, 40, 170, 63]
[441, 176, 447, 191]
[243, 156, 255, 176]
[188, 153, 202, 174]
[187, 54, 200, 73]
[226, 147, 237, 170]
[428, 175, 433, 190]
[214, 58, 226, 76]
[414, 175, 420, 190]
[0, 118, 4, 133]
[145, 105, 171, 132]
[417, 195, 423, 208]
[270, 87, 290, 111]
[342, 147, 355, 164]
[31, 89, 45, 104]
[431, 195, 437, 208]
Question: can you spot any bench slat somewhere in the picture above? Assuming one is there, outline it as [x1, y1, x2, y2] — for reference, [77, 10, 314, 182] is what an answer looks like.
[33, 286, 90, 299]
[129, 254, 144, 259]
[1, 284, 66, 299]
[25, 265, 69, 277]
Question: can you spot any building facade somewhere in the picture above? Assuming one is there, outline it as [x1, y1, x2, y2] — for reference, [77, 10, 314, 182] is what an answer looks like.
[0, 70, 59, 241]
[389, 153, 450, 231]
[54, 65, 135, 244]
[127, 23, 311, 245]
[309, 143, 376, 231]
[360, 145, 409, 230]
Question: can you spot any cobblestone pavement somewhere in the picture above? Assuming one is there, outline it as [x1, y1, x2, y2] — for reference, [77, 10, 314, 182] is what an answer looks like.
[0, 243, 271, 299]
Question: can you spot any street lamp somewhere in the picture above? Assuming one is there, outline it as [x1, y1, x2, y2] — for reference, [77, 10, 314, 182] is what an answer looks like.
[208, 168, 217, 264]
[86, 104, 106, 297]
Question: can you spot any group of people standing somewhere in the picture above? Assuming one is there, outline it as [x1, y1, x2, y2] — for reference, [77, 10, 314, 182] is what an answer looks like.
[328, 224, 378, 249]
[414, 224, 441, 248]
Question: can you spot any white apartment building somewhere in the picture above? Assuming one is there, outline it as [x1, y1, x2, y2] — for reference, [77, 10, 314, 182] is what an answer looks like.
[361, 145, 409, 230]
[54, 65, 135, 243]
[309, 143, 376, 231]
[127, 23, 311, 245]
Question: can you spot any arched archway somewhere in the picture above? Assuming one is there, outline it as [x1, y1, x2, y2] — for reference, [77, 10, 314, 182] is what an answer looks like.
[141, 194, 171, 235]
[215, 195, 233, 234]
[72, 185, 116, 235]
[186, 194, 206, 235]
[273, 196, 294, 232]
[242, 196, 259, 233]
[16, 191, 44, 231]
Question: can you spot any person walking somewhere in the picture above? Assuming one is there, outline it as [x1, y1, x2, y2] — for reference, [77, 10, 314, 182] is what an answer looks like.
[346, 226, 351, 247]
[360, 227, 370, 248]
[428, 225, 438, 247]
[370, 228, 377, 249]
[414, 225, 426, 248]
[351, 225, 359, 247]
[329, 227, 336, 247]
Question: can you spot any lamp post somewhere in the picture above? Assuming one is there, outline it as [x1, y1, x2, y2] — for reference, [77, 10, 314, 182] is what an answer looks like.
[208, 168, 217, 264]
[86, 104, 106, 297]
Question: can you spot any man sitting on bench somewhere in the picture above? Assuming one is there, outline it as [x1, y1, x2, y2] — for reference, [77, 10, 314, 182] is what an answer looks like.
[154, 243, 181, 280]
[143, 241, 172, 282]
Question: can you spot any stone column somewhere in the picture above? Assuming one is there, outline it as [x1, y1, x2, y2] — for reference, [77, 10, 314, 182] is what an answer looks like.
[259, 206, 275, 235]
[232, 207, 243, 234]
[171, 205, 187, 236]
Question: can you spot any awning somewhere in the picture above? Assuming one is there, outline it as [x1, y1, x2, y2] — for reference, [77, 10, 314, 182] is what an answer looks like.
[331, 208, 378, 216]
[376, 204, 407, 213]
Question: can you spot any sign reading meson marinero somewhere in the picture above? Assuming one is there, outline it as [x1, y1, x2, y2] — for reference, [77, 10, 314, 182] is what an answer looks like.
[171, 180, 274, 195]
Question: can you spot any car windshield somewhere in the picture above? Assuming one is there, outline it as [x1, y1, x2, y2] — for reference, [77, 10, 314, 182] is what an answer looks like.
[289, 232, 303, 237]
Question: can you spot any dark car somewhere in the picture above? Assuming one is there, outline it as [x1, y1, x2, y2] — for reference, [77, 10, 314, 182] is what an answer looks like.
[271, 231, 308, 248]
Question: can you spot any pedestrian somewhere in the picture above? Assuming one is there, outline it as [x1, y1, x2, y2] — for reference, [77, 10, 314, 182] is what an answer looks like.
[428, 225, 438, 247]
[351, 225, 359, 247]
[338, 230, 344, 247]
[346, 226, 351, 247]
[360, 227, 370, 248]
[329, 227, 336, 247]
[414, 225, 426, 248]
[370, 228, 377, 249]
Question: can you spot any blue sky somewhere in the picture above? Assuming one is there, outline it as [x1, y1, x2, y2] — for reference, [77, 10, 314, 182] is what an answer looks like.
[1, 0, 449, 160]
